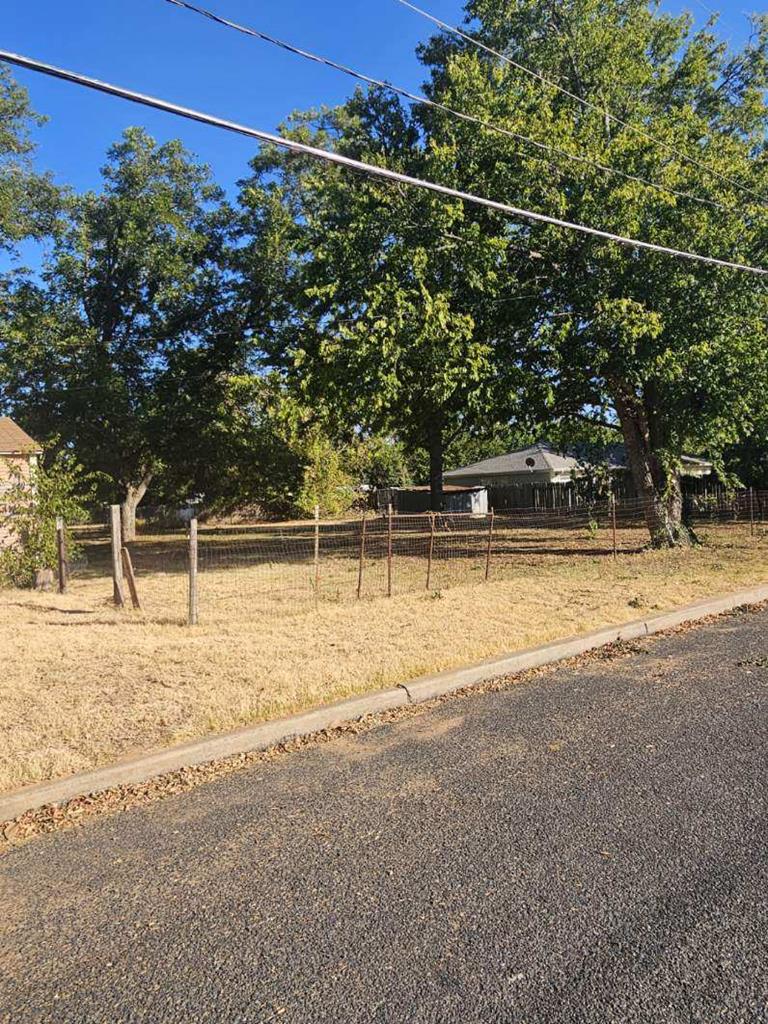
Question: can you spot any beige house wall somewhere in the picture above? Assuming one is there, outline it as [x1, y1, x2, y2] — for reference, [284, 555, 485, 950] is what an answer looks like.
[0, 453, 37, 486]
[0, 453, 38, 550]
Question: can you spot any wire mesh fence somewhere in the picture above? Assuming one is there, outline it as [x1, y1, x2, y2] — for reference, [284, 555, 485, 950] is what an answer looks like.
[58, 488, 768, 624]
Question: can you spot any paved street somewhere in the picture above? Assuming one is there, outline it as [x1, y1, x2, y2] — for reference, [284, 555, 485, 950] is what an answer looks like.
[2, 608, 768, 1023]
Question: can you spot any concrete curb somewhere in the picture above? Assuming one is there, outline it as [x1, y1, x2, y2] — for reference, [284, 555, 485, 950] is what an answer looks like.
[2, 582, 767, 823]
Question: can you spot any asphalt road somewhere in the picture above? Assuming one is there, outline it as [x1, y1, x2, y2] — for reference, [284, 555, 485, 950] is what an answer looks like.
[2, 608, 768, 1023]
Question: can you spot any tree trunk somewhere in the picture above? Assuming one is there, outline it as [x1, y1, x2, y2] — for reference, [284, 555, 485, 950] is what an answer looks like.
[428, 420, 444, 513]
[121, 471, 153, 543]
[613, 391, 693, 548]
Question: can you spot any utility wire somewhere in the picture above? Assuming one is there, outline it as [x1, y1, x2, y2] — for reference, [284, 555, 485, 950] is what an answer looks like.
[1, 50, 765, 275]
[393, 0, 768, 205]
[165, 0, 733, 214]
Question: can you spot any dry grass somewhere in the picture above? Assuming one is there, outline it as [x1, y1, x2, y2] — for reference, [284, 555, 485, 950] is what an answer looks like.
[1, 521, 767, 794]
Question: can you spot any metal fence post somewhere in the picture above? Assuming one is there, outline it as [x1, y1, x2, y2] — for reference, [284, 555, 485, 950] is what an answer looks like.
[611, 494, 618, 560]
[56, 515, 68, 594]
[313, 505, 320, 607]
[110, 504, 126, 607]
[484, 508, 495, 581]
[188, 517, 198, 625]
[750, 487, 755, 536]
[356, 513, 367, 600]
[426, 511, 435, 590]
[387, 503, 393, 597]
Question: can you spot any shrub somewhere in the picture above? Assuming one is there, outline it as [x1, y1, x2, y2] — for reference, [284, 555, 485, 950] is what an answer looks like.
[0, 449, 96, 588]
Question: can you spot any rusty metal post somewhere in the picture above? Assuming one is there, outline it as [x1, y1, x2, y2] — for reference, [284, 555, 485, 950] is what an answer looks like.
[484, 508, 495, 581]
[426, 511, 435, 590]
[313, 505, 320, 608]
[387, 503, 393, 597]
[356, 513, 367, 599]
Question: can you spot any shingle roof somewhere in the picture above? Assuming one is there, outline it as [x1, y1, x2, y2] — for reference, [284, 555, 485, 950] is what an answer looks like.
[445, 440, 713, 479]
[0, 417, 42, 455]
[444, 442, 579, 478]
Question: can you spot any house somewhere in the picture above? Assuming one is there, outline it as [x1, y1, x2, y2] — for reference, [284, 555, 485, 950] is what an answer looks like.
[445, 442, 591, 488]
[0, 418, 43, 550]
[444, 440, 713, 507]
[0, 417, 42, 494]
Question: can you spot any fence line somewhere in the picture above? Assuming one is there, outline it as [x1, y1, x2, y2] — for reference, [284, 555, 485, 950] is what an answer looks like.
[59, 488, 768, 623]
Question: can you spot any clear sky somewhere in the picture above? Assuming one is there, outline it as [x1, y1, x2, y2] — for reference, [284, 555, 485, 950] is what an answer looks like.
[1, 0, 759, 271]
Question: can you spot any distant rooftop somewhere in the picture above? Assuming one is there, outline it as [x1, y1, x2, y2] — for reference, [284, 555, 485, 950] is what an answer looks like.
[445, 440, 712, 478]
[444, 442, 583, 478]
[0, 417, 42, 455]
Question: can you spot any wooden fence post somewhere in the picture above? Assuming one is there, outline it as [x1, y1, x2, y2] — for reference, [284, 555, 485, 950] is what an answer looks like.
[110, 504, 126, 608]
[56, 515, 68, 594]
[387, 503, 393, 597]
[426, 511, 435, 590]
[313, 505, 321, 607]
[611, 494, 618, 560]
[484, 508, 495, 581]
[356, 513, 367, 599]
[188, 517, 198, 625]
[121, 546, 141, 610]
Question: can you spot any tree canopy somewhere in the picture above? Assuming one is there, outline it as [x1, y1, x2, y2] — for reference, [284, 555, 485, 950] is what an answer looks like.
[232, 0, 768, 537]
[1, 4, 767, 541]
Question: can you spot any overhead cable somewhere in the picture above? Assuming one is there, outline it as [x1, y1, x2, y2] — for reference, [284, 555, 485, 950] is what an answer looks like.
[165, 0, 733, 213]
[1, 50, 765, 275]
[393, 0, 767, 206]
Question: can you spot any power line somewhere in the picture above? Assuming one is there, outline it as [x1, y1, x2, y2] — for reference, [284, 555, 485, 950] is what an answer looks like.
[1, 50, 765, 276]
[393, 0, 768, 206]
[165, 0, 733, 214]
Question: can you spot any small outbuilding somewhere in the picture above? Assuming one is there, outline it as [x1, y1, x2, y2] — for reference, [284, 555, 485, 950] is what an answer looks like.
[377, 484, 489, 514]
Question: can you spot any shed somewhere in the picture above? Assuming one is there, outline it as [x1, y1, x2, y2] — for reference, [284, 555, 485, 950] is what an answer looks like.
[378, 484, 488, 514]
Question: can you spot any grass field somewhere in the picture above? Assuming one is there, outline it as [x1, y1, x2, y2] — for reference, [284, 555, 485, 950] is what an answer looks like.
[1, 519, 766, 795]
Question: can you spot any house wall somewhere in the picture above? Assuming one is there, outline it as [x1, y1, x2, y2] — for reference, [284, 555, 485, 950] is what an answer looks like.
[447, 470, 571, 488]
[0, 453, 36, 490]
[0, 454, 37, 550]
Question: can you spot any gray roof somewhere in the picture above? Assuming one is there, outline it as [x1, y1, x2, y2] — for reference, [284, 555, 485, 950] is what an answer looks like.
[445, 440, 713, 479]
[444, 442, 580, 479]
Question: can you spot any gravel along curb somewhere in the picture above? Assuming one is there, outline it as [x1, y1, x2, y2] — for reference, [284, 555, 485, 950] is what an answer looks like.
[2, 582, 768, 824]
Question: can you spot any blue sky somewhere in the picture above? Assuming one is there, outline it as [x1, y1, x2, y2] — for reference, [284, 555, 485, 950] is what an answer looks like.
[1, 0, 758, 270]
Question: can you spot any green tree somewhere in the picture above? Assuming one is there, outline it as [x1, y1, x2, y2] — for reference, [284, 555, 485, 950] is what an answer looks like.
[0, 65, 60, 256]
[0, 446, 97, 588]
[348, 434, 413, 491]
[236, 0, 768, 539]
[1, 128, 228, 538]
[236, 95, 540, 511]
[417, 0, 768, 543]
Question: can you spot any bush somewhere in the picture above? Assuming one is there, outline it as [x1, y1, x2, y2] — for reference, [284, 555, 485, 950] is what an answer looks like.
[0, 449, 96, 588]
[294, 432, 357, 519]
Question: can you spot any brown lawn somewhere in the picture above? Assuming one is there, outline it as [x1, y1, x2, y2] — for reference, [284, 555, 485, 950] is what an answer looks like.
[1, 518, 766, 794]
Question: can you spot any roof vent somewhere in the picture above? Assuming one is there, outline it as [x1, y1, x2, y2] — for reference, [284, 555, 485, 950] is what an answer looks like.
[525, 457, 536, 467]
